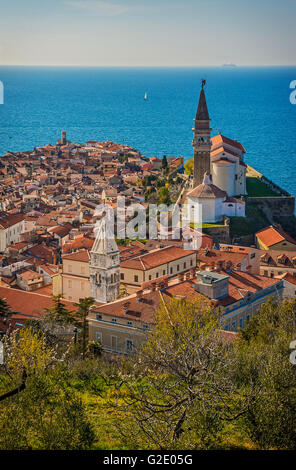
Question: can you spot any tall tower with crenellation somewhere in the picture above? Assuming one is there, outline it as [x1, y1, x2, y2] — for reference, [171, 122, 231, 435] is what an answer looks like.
[89, 218, 120, 303]
[192, 80, 212, 187]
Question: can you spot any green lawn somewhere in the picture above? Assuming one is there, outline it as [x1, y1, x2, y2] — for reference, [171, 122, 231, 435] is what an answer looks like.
[190, 222, 224, 229]
[246, 177, 280, 197]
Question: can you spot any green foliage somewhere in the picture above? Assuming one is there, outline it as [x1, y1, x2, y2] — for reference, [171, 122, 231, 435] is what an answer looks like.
[235, 298, 296, 449]
[74, 297, 95, 359]
[161, 155, 168, 170]
[45, 294, 74, 325]
[0, 370, 95, 450]
[184, 158, 193, 175]
[157, 186, 171, 205]
[0, 328, 94, 450]
[111, 298, 244, 450]
[0, 297, 12, 323]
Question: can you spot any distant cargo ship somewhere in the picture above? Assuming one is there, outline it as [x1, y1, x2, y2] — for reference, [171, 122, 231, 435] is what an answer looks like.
[222, 63, 237, 67]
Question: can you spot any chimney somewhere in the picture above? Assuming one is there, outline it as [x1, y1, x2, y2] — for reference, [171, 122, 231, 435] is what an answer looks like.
[216, 260, 224, 271]
[162, 277, 168, 289]
[155, 281, 162, 291]
[136, 289, 143, 298]
[190, 268, 195, 279]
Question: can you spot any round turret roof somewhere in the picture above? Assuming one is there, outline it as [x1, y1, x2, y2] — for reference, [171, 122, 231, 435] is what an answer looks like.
[187, 172, 227, 199]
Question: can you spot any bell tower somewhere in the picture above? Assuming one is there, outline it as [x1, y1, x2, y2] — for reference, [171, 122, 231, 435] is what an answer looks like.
[90, 218, 120, 303]
[193, 80, 211, 187]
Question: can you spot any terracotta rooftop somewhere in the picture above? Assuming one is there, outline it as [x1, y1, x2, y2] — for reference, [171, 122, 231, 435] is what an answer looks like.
[211, 134, 246, 153]
[256, 226, 296, 248]
[0, 211, 24, 229]
[62, 249, 90, 262]
[197, 248, 247, 267]
[120, 246, 196, 271]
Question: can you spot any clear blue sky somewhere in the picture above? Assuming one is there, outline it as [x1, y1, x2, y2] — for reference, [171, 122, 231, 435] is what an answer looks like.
[0, 0, 295, 66]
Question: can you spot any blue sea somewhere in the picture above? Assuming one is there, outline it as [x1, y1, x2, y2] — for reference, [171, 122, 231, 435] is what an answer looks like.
[0, 66, 295, 194]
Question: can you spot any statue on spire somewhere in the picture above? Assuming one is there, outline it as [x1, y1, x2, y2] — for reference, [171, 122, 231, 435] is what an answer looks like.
[201, 79, 206, 89]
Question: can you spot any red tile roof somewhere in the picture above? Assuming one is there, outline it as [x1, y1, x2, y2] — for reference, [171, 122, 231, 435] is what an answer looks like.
[256, 226, 296, 248]
[121, 246, 196, 271]
[211, 134, 246, 153]
[0, 211, 24, 229]
[62, 249, 90, 262]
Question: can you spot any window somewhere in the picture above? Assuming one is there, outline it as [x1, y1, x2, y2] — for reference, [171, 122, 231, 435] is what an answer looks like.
[148, 275, 152, 280]
[68, 279, 72, 288]
[120, 273, 124, 280]
[156, 272, 159, 278]
[184, 262, 186, 269]
[246, 314, 250, 323]
[170, 267, 173, 274]
[111, 318, 117, 323]
[96, 332, 102, 342]
[163, 270, 166, 275]
[231, 320, 237, 331]
[177, 265, 179, 271]
[134, 275, 138, 283]
[190, 260, 193, 266]
[264, 270, 268, 276]
[126, 340, 133, 353]
[239, 318, 244, 329]
[127, 320, 132, 327]
[250, 253, 256, 259]
[96, 314, 102, 321]
[111, 335, 118, 352]
[68, 264, 72, 273]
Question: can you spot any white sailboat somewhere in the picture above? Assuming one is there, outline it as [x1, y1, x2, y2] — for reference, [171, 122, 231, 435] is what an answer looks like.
[144, 91, 148, 100]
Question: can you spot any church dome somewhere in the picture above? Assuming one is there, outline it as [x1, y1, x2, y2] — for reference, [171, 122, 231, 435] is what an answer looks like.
[187, 172, 227, 199]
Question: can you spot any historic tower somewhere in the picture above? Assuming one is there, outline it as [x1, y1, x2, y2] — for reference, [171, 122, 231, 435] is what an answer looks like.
[89, 218, 120, 303]
[192, 81, 211, 187]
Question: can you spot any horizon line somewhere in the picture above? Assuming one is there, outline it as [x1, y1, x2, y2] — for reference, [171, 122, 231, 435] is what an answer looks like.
[0, 64, 296, 68]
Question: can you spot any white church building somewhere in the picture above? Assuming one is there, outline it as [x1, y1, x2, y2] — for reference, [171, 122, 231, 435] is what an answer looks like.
[188, 82, 246, 224]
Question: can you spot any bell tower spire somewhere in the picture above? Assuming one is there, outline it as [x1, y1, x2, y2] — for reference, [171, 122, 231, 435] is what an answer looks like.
[192, 80, 211, 187]
[89, 218, 120, 303]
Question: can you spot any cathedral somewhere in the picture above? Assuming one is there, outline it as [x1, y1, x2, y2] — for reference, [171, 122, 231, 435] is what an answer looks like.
[187, 82, 246, 223]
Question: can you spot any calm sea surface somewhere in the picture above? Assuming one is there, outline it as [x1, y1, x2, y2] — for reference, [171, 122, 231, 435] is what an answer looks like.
[0, 66, 295, 194]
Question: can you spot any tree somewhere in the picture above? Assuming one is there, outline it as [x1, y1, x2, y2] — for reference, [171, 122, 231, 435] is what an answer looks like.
[235, 298, 296, 449]
[45, 294, 74, 325]
[184, 158, 194, 175]
[113, 298, 244, 450]
[161, 155, 168, 171]
[158, 186, 171, 205]
[0, 327, 94, 449]
[0, 297, 12, 325]
[74, 297, 95, 359]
